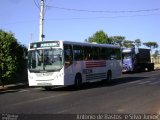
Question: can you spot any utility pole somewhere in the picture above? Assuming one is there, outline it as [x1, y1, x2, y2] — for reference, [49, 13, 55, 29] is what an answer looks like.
[39, 0, 45, 41]
[30, 33, 33, 42]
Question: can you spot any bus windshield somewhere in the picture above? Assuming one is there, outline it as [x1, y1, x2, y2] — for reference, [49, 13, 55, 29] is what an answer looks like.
[28, 49, 63, 72]
[122, 52, 132, 59]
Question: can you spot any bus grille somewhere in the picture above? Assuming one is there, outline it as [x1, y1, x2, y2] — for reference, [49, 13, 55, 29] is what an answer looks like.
[35, 72, 53, 77]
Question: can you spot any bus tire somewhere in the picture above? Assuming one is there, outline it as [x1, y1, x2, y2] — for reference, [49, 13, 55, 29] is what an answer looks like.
[43, 86, 52, 91]
[107, 71, 112, 82]
[74, 74, 82, 89]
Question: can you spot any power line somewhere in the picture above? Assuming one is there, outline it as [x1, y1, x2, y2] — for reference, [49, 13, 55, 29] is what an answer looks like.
[46, 13, 160, 21]
[33, 0, 40, 10]
[1, 13, 160, 26]
[33, 0, 52, 14]
[51, 6, 160, 13]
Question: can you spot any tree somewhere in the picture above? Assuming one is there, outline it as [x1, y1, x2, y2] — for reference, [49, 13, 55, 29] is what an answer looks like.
[153, 50, 159, 58]
[85, 30, 110, 44]
[143, 41, 158, 54]
[143, 41, 158, 49]
[123, 40, 135, 48]
[134, 39, 141, 48]
[0, 30, 27, 86]
[109, 36, 125, 47]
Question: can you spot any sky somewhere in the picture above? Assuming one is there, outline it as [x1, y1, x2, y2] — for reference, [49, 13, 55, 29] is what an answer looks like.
[0, 0, 160, 48]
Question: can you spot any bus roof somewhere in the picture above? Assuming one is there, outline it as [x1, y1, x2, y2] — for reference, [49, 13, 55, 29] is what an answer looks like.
[29, 40, 120, 49]
[63, 40, 120, 48]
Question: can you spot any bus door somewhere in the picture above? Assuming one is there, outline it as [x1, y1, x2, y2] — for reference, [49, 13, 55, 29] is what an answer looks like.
[64, 44, 74, 83]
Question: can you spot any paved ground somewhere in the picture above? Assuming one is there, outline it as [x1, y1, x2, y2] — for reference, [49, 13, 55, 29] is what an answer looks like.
[0, 70, 160, 120]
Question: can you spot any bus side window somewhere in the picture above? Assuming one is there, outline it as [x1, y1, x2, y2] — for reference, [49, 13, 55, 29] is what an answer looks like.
[73, 45, 83, 61]
[110, 48, 121, 60]
[110, 49, 116, 60]
[100, 48, 106, 60]
[64, 45, 73, 67]
[115, 48, 121, 60]
[106, 48, 111, 60]
[83, 46, 92, 60]
[92, 47, 100, 60]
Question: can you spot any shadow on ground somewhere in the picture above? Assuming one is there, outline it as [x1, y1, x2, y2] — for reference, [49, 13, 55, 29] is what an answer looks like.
[42, 76, 148, 92]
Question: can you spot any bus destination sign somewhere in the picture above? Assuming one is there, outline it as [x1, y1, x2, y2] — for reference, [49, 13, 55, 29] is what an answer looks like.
[30, 41, 60, 48]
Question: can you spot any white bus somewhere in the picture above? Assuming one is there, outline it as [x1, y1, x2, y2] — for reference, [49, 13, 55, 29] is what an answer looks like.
[28, 40, 122, 89]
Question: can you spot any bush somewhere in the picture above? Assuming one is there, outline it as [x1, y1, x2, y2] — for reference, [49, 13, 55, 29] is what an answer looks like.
[0, 29, 27, 86]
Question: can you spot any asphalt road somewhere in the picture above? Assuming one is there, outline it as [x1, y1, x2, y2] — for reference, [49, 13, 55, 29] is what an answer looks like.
[0, 71, 160, 115]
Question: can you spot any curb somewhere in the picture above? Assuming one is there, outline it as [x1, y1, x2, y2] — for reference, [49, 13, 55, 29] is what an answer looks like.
[0, 82, 28, 92]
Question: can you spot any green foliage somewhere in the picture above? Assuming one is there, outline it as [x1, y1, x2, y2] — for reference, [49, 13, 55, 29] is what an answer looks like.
[123, 40, 134, 48]
[134, 39, 141, 48]
[85, 30, 159, 56]
[0, 29, 27, 85]
[152, 50, 159, 58]
[143, 41, 158, 49]
[143, 41, 158, 55]
[109, 36, 125, 47]
[85, 30, 110, 44]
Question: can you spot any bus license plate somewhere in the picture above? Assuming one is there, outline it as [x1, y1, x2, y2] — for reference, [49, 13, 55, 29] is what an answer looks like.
[37, 82, 52, 86]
